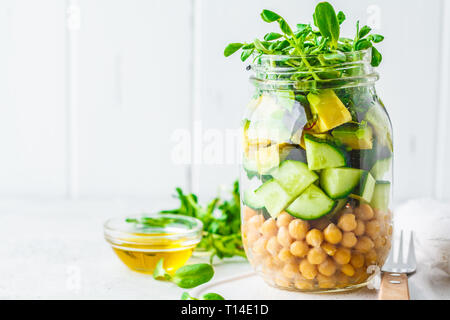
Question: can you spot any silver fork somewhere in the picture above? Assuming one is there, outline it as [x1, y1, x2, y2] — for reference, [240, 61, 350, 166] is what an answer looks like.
[379, 231, 417, 300]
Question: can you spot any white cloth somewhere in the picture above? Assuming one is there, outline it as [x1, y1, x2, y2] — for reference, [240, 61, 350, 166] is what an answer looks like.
[394, 199, 450, 299]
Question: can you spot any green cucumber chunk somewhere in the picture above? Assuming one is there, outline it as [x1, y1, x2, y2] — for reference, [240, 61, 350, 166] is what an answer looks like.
[286, 184, 336, 220]
[365, 105, 393, 152]
[320, 168, 364, 199]
[371, 181, 391, 212]
[357, 172, 376, 202]
[370, 157, 392, 180]
[304, 134, 347, 170]
[255, 180, 292, 218]
[271, 160, 318, 197]
[243, 189, 265, 210]
[332, 122, 373, 150]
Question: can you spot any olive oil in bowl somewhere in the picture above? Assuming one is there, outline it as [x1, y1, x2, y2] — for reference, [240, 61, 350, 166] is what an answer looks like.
[104, 215, 203, 273]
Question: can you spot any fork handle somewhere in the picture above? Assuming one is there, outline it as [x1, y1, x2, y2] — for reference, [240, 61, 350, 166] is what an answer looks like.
[379, 272, 410, 300]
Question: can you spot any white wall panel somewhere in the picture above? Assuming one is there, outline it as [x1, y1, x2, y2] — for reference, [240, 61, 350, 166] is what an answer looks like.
[76, 0, 192, 198]
[195, 0, 317, 199]
[0, 0, 67, 196]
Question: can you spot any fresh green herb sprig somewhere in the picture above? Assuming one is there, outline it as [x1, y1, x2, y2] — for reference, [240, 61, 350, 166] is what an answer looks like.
[181, 292, 225, 300]
[160, 181, 245, 263]
[224, 1, 384, 80]
[153, 258, 214, 289]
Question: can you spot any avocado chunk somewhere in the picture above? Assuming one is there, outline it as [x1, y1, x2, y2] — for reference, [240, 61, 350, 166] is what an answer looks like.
[332, 122, 373, 150]
[307, 89, 352, 133]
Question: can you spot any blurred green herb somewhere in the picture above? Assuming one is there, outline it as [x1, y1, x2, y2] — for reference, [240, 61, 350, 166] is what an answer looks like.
[224, 1, 384, 72]
[153, 258, 214, 289]
[160, 180, 245, 263]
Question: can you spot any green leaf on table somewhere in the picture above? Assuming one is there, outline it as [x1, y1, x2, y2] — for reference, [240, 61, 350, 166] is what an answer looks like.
[201, 293, 225, 300]
[172, 263, 214, 289]
[153, 259, 172, 281]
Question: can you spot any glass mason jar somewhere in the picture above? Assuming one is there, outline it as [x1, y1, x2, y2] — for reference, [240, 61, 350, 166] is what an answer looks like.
[240, 49, 393, 292]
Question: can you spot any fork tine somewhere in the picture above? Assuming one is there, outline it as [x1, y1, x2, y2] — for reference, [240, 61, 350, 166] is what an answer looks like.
[407, 232, 417, 269]
[397, 230, 404, 264]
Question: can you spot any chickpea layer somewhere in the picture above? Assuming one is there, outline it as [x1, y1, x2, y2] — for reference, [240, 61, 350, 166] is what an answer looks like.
[243, 199, 392, 291]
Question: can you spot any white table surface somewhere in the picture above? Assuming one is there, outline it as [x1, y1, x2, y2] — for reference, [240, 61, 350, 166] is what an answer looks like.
[0, 198, 448, 300]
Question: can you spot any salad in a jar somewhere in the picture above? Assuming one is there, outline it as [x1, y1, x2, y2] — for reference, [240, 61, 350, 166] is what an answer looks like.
[225, 2, 393, 292]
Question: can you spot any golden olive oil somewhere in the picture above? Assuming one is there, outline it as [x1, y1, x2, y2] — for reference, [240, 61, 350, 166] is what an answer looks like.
[112, 234, 195, 273]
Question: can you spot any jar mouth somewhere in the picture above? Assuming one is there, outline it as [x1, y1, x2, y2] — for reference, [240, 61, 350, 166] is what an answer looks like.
[104, 213, 203, 250]
[249, 48, 379, 90]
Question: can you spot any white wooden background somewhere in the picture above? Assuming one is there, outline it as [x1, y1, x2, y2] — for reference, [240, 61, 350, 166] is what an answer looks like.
[0, 0, 449, 203]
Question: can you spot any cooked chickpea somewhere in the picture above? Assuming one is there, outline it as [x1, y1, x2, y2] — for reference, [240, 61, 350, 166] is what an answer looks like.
[261, 218, 278, 238]
[266, 236, 282, 256]
[341, 232, 357, 248]
[307, 247, 327, 265]
[252, 237, 267, 255]
[277, 226, 293, 247]
[335, 271, 349, 286]
[355, 236, 374, 253]
[374, 236, 387, 249]
[246, 230, 259, 246]
[311, 217, 330, 230]
[321, 242, 337, 256]
[354, 219, 365, 236]
[274, 276, 291, 288]
[299, 259, 318, 280]
[282, 262, 298, 279]
[338, 213, 357, 232]
[318, 258, 337, 276]
[317, 274, 336, 289]
[340, 264, 355, 277]
[365, 220, 381, 239]
[350, 253, 365, 269]
[365, 249, 378, 265]
[323, 223, 343, 244]
[248, 214, 264, 230]
[294, 277, 315, 290]
[290, 240, 309, 258]
[333, 247, 351, 265]
[276, 212, 293, 228]
[306, 228, 324, 247]
[288, 219, 309, 240]
[278, 247, 295, 263]
[243, 206, 257, 221]
[355, 203, 374, 221]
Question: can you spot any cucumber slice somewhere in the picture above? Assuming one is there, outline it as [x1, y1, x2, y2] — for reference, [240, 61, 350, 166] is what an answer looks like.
[304, 134, 347, 170]
[286, 184, 336, 220]
[271, 160, 318, 197]
[365, 105, 393, 152]
[255, 180, 292, 218]
[370, 157, 392, 180]
[320, 168, 364, 199]
[243, 189, 265, 210]
[356, 172, 376, 202]
[371, 181, 391, 212]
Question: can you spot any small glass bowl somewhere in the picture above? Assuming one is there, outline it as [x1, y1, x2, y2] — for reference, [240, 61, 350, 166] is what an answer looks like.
[104, 214, 203, 273]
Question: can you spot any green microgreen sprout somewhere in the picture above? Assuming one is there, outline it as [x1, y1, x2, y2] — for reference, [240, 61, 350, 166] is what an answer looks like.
[224, 1, 384, 79]
[181, 292, 225, 300]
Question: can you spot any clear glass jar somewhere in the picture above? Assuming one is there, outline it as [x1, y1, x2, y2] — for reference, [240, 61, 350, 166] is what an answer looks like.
[240, 49, 393, 292]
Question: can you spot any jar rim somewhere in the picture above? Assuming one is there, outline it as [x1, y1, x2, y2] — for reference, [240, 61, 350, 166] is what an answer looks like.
[249, 48, 379, 90]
